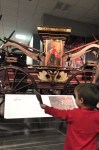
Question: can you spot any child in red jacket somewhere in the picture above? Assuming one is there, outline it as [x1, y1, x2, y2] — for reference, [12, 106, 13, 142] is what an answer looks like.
[40, 83, 99, 150]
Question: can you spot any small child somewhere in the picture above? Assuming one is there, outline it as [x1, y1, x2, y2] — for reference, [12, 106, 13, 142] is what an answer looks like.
[40, 83, 99, 150]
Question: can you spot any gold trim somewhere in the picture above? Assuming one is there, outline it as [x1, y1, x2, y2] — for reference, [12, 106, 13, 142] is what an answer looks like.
[37, 26, 71, 33]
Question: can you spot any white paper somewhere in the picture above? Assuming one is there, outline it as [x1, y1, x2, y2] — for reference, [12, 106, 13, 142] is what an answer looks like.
[4, 94, 51, 119]
[4, 94, 77, 119]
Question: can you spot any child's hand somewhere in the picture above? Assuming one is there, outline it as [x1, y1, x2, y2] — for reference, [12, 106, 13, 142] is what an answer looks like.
[40, 104, 46, 109]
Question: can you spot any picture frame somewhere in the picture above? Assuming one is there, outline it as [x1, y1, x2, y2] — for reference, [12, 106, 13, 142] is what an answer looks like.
[44, 39, 64, 67]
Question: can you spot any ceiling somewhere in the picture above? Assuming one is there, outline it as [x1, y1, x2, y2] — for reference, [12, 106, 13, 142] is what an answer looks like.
[0, 0, 99, 45]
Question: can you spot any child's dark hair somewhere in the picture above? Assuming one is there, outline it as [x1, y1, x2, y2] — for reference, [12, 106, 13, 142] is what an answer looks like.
[74, 83, 99, 109]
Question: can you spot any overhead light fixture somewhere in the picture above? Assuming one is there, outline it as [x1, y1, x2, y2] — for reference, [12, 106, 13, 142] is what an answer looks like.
[15, 34, 26, 40]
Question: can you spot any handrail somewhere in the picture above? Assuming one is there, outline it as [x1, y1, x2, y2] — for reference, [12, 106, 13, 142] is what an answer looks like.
[63, 43, 99, 61]
[3, 38, 45, 54]
[62, 40, 98, 57]
[2, 40, 45, 61]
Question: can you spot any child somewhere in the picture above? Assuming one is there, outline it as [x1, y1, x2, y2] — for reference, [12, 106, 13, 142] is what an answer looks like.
[40, 83, 99, 150]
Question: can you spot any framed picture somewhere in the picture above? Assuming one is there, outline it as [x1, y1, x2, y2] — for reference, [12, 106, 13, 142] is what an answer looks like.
[44, 39, 64, 66]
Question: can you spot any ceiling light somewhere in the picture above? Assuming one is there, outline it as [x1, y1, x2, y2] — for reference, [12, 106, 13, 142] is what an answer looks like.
[15, 34, 26, 40]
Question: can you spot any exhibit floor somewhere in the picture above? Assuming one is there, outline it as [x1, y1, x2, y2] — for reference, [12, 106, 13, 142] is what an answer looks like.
[0, 128, 65, 150]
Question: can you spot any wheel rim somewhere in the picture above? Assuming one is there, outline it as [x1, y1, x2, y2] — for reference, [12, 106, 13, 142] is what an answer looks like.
[0, 65, 38, 116]
[62, 69, 95, 95]
[0, 65, 37, 94]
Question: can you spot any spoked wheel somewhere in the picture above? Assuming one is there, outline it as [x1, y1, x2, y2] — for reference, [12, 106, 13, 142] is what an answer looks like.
[61, 69, 95, 95]
[0, 65, 38, 116]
